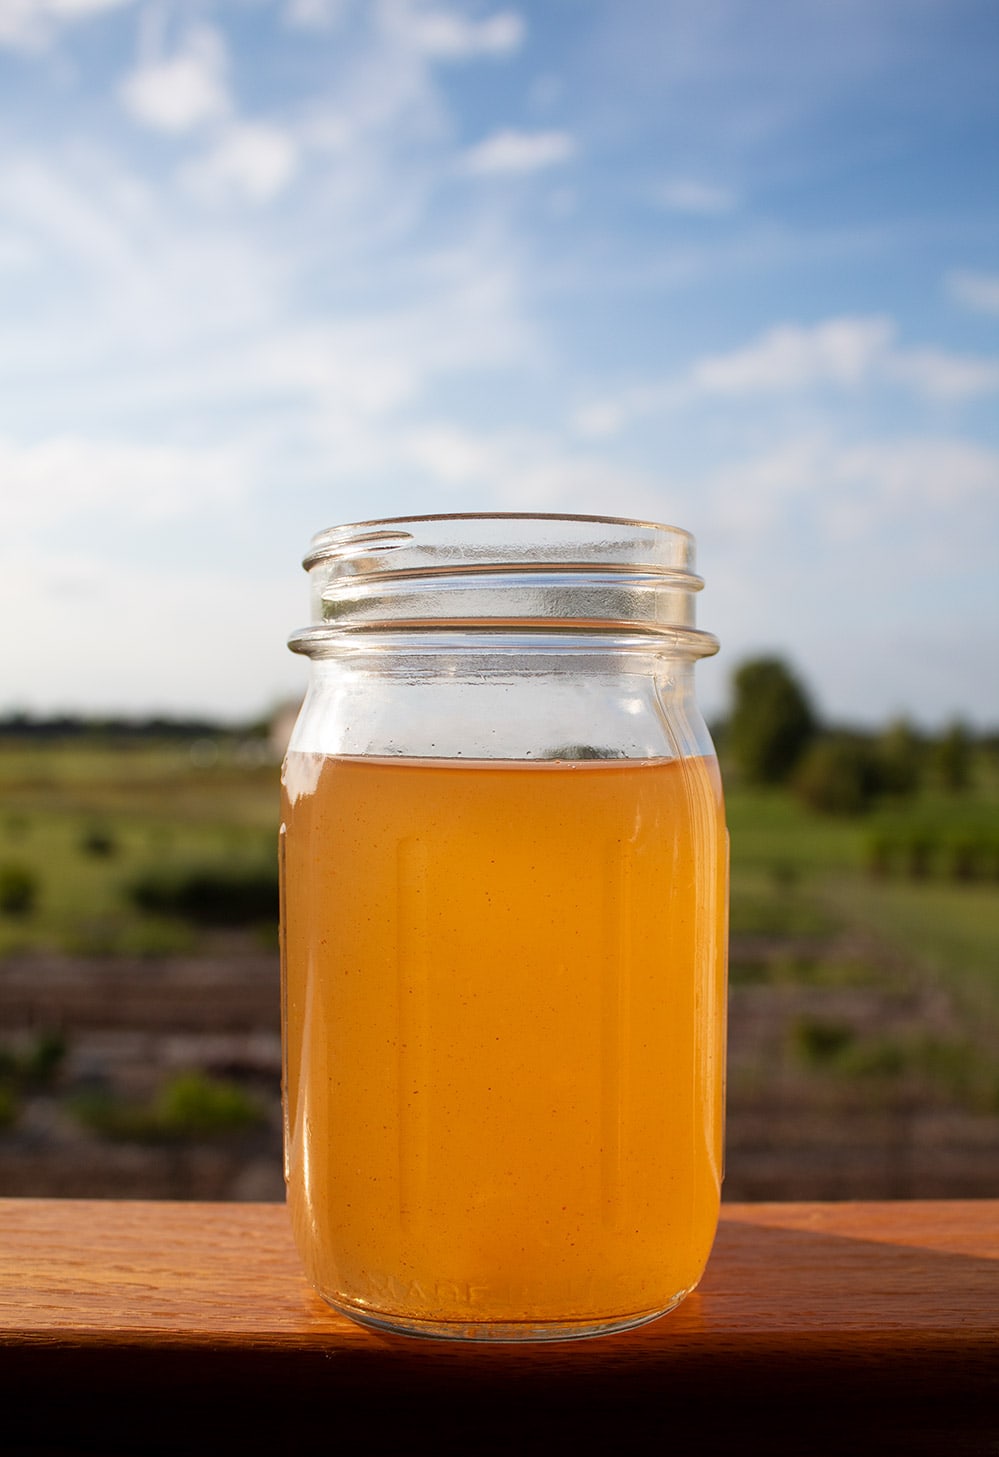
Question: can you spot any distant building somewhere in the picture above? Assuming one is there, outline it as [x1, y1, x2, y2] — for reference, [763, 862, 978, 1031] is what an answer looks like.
[269, 699, 303, 760]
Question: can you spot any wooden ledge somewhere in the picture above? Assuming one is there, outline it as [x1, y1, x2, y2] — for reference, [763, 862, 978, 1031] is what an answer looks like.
[2, 1198, 997, 1455]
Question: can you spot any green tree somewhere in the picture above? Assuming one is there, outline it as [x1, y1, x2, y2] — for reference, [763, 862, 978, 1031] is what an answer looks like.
[933, 721, 973, 792]
[728, 657, 817, 784]
[877, 718, 923, 798]
[794, 736, 884, 817]
[0, 862, 38, 917]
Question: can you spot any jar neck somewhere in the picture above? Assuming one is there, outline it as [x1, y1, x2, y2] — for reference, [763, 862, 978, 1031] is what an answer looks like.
[288, 647, 715, 763]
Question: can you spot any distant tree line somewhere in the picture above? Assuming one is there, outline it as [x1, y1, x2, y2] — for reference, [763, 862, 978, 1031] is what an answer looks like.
[721, 656, 992, 815]
[0, 712, 267, 742]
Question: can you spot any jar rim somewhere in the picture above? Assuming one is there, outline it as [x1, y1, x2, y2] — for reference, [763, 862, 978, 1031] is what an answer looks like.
[294, 511, 716, 658]
[303, 511, 693, 570]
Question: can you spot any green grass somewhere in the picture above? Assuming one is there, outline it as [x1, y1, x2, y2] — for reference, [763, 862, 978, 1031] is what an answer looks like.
[729, 865, 840, 939]
[822, 875, 999, 1021]
[2, 740, 996, 1029]
[0, 738, 277, 824]
[0, 738, 278, 955]
[725, 774, 999, 1113]
[726, 785, 869, 873]
[725, 778, 999, 1002]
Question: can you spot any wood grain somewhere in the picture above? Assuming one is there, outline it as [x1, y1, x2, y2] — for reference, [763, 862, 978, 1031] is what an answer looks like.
[1, 1198, 996, 1455]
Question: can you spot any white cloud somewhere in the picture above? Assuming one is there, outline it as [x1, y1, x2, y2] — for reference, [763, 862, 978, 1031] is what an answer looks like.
[181, 123, 299, 205]
[886, 348, 999, 401]
[0, 546, 303, 719]
[253, 325, 419, 416]
[0, 6, 39, 52]
[0, 150, 288, 359]
[653, 178, 737, 216]
[692, 317, 895, 394]
[575, 318, 999, 435]
[284, 0, 350, 29]
[0, 134, 537, 462]
[288, 19, 448, 171]
[0, 0, 133, 51]
[947, 270, 999, 318]
[44, 0, 130, 13]
[831, 437, 999, 518]
[399, 421, 665, 520]
[0, 229, 33, 269]
[576, 319, 902, 440]
[461, 128, 575, 176]
[119, 24, 230, 134]
[694, 432, 999, 555]
[685, 430, 999, 726]
[385, 3, 525, 60]
[570, 374, 692, 440]
[691, 318, 999, 402]
[0, 434, 252, 533]
[0, 152, 137, 277]
[492, 453, 661, 518]
[700, 436, 825, 537]
[571, 401, 629, 440]
[402, 424, 497, 483]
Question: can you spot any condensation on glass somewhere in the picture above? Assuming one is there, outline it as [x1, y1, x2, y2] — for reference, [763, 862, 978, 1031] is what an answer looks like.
[280, 513, 728, 1342]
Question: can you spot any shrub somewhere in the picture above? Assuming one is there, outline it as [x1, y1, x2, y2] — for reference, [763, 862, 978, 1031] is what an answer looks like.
[904, 830, 938, 880]
[155, 1071, 263, 1136]
[864, 821, 999, 884]
[0, 1030, 66, 1091]
[838, 1037, 907, 1079]
[0, 1085, 18, 1130]
[126, 860, 279, 927]
[946, 834, 987, 883]
[79, 824, 117, 858]
[0, 861, 38, 916]
[793, 738, 884, 816]
[72, 1071, 264, 1142]
[769, 860, 801, 891]
[70, 1089, 153, 1140]
[864, 831, 895, 878]
[20, 1030, 67, 1087]
[876, 719, 924, 798]
[790, 1016, 856, 1065]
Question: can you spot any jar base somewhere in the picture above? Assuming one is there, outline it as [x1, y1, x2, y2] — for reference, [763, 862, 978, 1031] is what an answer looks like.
[319, 1287, 696, 1343]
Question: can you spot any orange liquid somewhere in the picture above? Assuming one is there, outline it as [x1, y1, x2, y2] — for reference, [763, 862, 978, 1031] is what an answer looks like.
[280, 753, 727, 1339]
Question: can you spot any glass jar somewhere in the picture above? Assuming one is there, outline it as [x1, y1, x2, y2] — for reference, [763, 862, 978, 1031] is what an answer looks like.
[280, 512, 727, 1342]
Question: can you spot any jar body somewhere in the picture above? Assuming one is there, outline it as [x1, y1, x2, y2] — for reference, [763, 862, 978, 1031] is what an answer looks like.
[280, 517, 727, 1341]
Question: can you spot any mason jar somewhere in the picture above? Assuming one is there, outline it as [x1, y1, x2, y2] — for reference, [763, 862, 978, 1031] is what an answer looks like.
[280, 513, 727, 1342]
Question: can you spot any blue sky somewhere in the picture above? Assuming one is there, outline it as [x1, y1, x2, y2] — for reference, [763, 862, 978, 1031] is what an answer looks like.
[1, 0, 997, 727]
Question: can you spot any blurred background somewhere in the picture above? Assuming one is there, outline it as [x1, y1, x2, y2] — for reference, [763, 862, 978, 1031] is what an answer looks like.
[0, 0, 996, 1202]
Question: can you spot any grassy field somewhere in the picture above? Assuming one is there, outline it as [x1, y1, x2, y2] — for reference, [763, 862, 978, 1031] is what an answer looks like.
[720, 770, 999, 1131]
[0, 734, 996, 1197]
[726, 777, 999, 1020]
[2, 736, 997, 973]
[0, 737, 277, 956]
